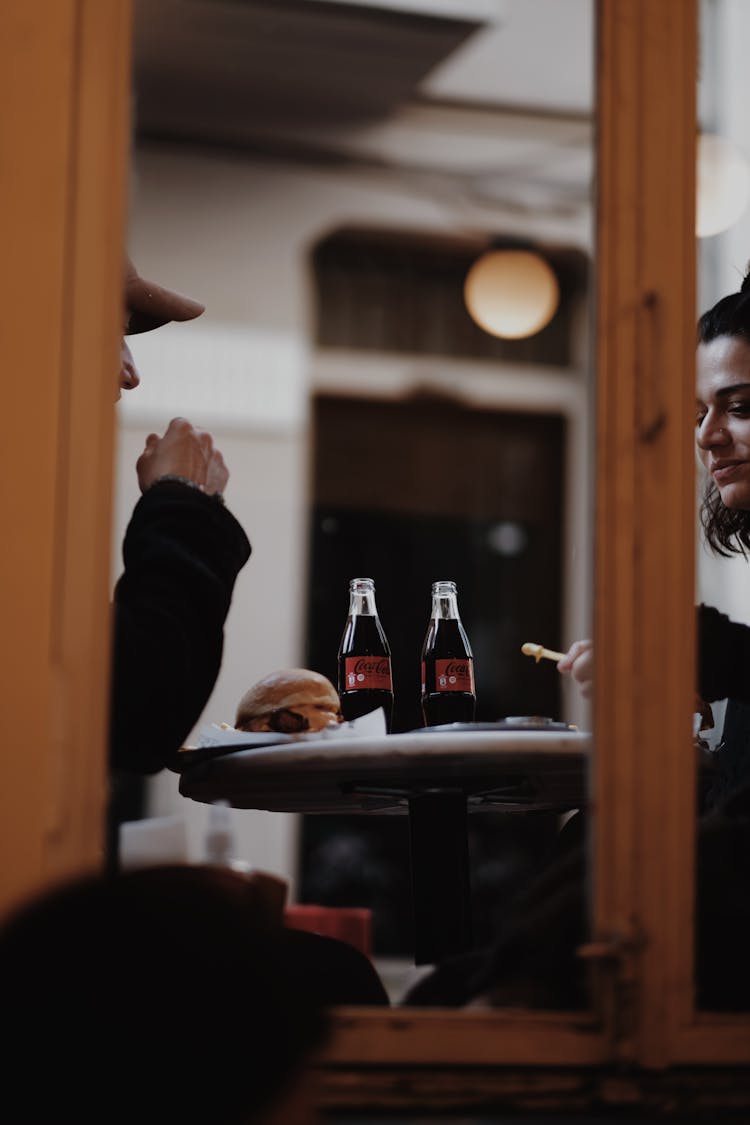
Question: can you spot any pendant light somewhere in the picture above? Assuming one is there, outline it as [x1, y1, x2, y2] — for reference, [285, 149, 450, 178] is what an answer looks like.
[463, 247, 559, 340]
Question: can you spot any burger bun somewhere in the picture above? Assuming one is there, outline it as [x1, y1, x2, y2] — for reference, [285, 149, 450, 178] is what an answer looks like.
[235, 668, 343, 735]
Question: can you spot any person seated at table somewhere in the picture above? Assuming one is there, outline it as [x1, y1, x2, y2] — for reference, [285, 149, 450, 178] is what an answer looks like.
[0, 864, 331, 1125]
[107, 258, 253, 865]
[560, 267, 750, 814]
[403, 272, 750, 1011]
[111, 265, 250, 760]
[111, 266, 391, 1009]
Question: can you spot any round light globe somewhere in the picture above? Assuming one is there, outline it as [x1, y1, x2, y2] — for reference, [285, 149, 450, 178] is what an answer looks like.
[696, 133, 750, 239]
[463, 249, 560, 339]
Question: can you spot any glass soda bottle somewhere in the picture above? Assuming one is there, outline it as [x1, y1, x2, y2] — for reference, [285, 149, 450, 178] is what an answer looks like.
[421, 579, 476, 726]
[338, 577, 394, 731]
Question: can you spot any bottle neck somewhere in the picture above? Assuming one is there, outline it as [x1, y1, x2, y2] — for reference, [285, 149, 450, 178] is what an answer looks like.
[430, 591, 459, 620]
[349, 582, 378, 616]
[350, 593, 377, 616]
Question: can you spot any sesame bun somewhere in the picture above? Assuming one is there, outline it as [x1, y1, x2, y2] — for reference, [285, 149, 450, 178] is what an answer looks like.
[235, 669, 343, 735]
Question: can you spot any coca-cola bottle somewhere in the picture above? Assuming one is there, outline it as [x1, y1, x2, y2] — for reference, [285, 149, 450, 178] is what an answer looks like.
[338, 577, 394, 731]
[421, 579, 476, 726]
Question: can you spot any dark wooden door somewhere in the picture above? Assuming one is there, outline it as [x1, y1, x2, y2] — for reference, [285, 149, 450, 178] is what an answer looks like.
[299, 393, 568, 959]
[306, 392, 566, 732]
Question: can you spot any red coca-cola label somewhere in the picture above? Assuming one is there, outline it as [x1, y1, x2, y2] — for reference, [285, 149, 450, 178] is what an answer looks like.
[342, 656, 392, 691]
[430, 658, 474, 693]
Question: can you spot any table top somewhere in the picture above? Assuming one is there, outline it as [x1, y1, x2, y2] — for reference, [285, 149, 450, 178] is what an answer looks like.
[178, 727, 591, 815]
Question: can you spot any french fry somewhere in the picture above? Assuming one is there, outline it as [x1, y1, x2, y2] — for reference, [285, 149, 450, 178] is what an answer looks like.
[521, 641, 565, 664]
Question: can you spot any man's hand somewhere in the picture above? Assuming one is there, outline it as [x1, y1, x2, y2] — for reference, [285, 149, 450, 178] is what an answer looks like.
[136, 417, 229, 496]
[557, 639, 594, 699]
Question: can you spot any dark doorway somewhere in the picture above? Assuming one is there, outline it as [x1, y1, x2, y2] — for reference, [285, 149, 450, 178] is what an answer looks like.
[299, 392, 567, 958]
[305, 392, 566, 729]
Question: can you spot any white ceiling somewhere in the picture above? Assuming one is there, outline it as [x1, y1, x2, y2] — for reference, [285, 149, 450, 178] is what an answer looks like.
[421, 0, 593, 113]
[133, 0, 594, 235]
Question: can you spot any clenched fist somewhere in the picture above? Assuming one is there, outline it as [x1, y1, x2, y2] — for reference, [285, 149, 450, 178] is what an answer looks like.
[136, 417, 229, 496]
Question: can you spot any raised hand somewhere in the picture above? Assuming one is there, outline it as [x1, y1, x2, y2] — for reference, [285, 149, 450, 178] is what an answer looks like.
[136, 416, 229, 496]
[557, 639, 594, 699]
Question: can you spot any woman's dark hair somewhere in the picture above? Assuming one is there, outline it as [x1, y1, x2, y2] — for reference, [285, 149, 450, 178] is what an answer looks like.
[698, 267, 750, 556]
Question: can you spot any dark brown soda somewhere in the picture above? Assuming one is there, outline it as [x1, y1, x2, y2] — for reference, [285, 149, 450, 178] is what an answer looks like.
[421, 618, 476, 726]
[422, 690, 476, 726]
[338, 614, 394, 731]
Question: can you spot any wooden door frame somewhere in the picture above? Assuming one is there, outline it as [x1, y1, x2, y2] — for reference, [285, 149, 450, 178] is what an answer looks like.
[592, 0, 750, 1072]
[2, 0, 748, 1113]
[1, 1, 131, 911]
[593, 0, 699, 1068]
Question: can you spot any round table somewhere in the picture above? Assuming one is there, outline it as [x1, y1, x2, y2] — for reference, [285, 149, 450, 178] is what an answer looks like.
[177, 726, 591, 964]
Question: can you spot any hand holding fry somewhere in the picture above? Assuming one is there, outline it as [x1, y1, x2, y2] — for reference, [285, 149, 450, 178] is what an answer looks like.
[556, 639, 594, 700]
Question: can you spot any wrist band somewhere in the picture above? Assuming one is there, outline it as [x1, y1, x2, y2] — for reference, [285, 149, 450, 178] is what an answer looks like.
[151, 474, 225, 505]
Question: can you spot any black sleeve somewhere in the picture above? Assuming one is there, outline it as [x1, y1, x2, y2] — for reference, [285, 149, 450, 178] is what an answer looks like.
[698, 603, 750, 704]
[109, 481, 251, 774]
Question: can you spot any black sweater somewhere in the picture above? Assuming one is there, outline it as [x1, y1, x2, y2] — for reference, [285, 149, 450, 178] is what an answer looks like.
[698, 603, 750, 813]
[109, 480, 251, 775]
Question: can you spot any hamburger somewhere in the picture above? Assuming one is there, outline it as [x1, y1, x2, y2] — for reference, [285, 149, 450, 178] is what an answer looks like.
[234, 668, 343, 735]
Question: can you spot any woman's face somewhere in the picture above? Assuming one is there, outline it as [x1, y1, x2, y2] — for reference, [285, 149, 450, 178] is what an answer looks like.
[696, 334, 750, 512]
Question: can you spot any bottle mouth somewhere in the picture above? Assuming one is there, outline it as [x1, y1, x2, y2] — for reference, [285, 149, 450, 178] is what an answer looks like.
[431, 579, 457, 594]
[350, 577, 375, 592]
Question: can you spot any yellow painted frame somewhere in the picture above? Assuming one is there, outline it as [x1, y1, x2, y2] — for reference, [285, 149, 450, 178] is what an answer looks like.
[0, 1, 131, 910]
[1, 0, 747, 1108]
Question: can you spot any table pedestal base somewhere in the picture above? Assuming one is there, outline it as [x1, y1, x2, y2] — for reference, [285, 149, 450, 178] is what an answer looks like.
[408, 789, 472, 965]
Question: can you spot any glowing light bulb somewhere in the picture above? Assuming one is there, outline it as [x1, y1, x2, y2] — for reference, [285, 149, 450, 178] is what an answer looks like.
[463, 249, 559, 339]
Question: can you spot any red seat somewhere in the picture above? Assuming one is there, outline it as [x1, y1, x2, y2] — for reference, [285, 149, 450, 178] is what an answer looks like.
[284, 904, 373, 959]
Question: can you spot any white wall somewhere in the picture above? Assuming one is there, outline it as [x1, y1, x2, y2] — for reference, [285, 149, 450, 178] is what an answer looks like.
[697, 0, 750, 624]
[116, 142, 592, 887]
